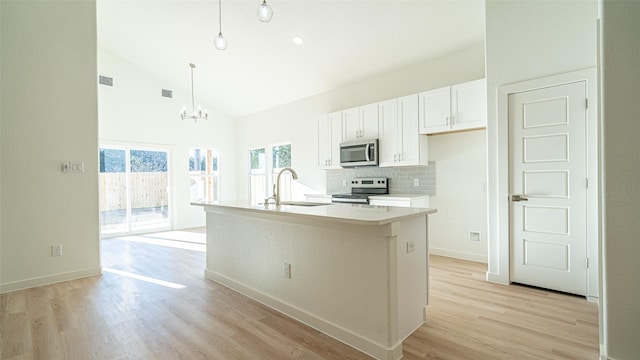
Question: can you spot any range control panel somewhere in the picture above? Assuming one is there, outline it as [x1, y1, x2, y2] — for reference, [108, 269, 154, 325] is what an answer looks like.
[350, 178, 387, 189]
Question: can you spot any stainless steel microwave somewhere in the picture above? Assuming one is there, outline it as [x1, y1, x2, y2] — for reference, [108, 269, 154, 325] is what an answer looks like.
[339, 139, 378, 167]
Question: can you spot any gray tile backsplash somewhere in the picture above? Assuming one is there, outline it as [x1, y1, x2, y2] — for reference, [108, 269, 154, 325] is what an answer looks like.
[326, 162, 436, 195]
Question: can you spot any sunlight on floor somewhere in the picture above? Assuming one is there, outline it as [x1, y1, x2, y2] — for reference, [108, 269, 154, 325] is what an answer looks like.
[118, 231, 206, 252]
[103, 267, 187, 289]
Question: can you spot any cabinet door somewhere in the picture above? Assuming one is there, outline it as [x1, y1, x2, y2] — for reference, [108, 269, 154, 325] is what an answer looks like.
[342, 107, 360, 142]
[329, 111, 343, 166]
[419, 86, 451, 134]
[398, 94, 420, 165]
[378, 99, 398, 166]
[317, 114, 331, 168]
[360, 103, 379, 139]
[451, 78, 486, 131]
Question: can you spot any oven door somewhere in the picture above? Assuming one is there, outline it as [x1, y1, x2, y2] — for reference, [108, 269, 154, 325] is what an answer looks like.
[340, 139, 378, 167]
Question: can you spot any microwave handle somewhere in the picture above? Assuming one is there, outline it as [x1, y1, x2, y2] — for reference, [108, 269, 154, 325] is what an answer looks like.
[365, 143, 370, 161]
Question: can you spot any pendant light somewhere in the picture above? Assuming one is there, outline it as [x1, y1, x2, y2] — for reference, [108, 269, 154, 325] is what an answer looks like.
[180, 63, 208, 122]
[257, 0, 273, 22]
[214, 0, 227, 50]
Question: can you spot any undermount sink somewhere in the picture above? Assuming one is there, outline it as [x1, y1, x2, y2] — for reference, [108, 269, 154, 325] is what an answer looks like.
[279, 201, 332, 207]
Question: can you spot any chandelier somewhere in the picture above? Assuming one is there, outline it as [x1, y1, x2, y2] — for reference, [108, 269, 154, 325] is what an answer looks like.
[180, 63, 208, 121]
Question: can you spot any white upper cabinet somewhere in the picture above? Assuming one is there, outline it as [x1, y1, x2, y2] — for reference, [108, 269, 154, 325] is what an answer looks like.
[318, 111, 343, 169]
[342, 103, 379, 142]
[419, 78, 487, 134]
[378, 94, 428, 167]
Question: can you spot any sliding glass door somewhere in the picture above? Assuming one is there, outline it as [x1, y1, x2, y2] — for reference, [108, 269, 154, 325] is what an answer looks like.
[99, 145, 171, 236]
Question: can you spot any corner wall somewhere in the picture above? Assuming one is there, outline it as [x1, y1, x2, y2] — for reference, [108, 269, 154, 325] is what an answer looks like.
[0, 0, 101, 291]
[601, 1, 640, 358]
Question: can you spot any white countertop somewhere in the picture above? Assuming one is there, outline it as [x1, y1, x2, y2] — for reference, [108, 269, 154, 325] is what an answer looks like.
[192, 200, 436, 226]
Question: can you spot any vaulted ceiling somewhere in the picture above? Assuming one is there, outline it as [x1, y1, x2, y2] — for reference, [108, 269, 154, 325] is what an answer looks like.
[97, 0, 485, 118]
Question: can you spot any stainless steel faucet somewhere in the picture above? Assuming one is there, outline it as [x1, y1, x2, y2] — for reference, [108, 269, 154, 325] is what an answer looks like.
[274, 167, 298, 206]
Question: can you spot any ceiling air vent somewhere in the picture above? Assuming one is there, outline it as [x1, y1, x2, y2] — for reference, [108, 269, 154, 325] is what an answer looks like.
[98, 75, 113, 87]
[162, 89, 173, 98]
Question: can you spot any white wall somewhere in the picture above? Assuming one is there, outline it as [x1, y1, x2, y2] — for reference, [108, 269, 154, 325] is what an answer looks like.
[601, 1, 640, 358]
[0, 0, 101, 291]
[234, 43, 485, 196]
[428, 130, 487, 262]
[485, 0, 598, 283]
[98, 48, 238, 230]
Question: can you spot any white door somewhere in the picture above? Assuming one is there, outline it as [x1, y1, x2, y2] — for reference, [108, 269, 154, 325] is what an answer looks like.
[509, 81, 587, 296]
[360, 103, 379, 139]
[342, 107, 360, 142]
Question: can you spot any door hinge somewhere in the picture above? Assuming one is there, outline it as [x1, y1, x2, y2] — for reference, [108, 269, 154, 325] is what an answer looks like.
[585, 178, 589, 189]
[585, 98, 588, 109]
[586, 258, 590, 269]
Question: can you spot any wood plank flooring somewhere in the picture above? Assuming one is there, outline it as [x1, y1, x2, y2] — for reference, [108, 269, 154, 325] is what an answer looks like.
[0, 230, 599, 359]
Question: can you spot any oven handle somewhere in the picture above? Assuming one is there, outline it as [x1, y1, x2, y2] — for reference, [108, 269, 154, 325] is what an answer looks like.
[331, 197, 369, 204]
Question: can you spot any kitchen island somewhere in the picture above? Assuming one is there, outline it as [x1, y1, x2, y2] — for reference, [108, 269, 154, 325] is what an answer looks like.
[193, 201, 436, 360]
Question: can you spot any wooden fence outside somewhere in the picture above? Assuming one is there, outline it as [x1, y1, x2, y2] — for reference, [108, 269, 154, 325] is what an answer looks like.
[99, 172, 168, 211]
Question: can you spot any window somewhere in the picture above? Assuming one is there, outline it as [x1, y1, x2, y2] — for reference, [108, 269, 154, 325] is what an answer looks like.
[189, 148, 219, 203]
[249, 143, 292, 205]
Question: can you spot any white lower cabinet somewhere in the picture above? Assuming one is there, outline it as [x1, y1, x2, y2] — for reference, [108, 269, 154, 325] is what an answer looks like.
[378, 94, 428, 167]
[369, 195, 430, 208]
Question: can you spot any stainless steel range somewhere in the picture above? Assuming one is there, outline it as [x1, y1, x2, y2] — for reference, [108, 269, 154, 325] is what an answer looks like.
[331, 178, 389, 204]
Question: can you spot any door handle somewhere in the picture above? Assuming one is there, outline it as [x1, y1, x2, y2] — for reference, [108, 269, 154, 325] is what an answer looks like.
[511, 195, 528, 202]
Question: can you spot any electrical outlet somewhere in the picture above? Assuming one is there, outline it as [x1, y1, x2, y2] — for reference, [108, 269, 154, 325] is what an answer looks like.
[342, 179, 347, 186]
[407, 241, 415, 253]
[51, 245, 62, 257]
[283, 262, 291, 279]
[413, 178, 419, 187]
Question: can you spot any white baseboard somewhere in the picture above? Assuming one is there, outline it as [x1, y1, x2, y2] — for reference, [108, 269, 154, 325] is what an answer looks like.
[204, 269, 403, 360]
[429, 247, 487, 263]
[0, 267, 102, 294]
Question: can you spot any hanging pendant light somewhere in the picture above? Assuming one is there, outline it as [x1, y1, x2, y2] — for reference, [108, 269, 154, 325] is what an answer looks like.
[180, 63, 208, 122]
[257, 0, 273, 22]
[214, 0, 227, 50]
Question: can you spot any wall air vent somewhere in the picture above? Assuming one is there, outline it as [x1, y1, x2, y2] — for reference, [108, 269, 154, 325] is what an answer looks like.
[98, 75, 113, 87]
[162, 89, 173, 98]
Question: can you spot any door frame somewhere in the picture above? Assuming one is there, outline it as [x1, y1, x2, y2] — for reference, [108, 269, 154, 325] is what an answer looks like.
[491, 68, 599, 300]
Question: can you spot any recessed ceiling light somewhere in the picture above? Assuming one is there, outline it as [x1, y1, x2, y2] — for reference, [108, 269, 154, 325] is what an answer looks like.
[292, 36, 304, 45]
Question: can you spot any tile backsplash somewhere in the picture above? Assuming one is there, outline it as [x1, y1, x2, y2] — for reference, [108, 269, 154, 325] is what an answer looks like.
[326, 162, 436, 195]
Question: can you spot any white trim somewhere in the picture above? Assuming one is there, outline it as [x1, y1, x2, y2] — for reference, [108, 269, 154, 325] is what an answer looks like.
[205, 269, 404, 360]
[0, 267, 102, 294]
[491, 68, 598, 297]
[429, 247, 487, 264]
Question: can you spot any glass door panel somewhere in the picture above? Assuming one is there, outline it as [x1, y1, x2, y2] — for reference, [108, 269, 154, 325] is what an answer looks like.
[130, 149, 169, 231]
[99, 145, 170, 236]
[99, 148, 128, 235]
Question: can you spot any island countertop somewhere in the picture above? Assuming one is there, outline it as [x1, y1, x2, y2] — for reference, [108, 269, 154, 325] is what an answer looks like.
[192, 200, 436, 226]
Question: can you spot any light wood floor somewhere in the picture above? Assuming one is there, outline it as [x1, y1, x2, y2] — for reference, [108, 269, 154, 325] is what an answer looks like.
[0, 231, 599, 359]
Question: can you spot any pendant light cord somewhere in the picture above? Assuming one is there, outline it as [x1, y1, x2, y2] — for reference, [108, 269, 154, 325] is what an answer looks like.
[218, 0, 222, 35]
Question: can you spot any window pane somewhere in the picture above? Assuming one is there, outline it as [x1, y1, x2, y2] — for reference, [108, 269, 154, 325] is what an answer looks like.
[130, 150, 167, 173]
[272, 144, 291, 169]
[100, 148, 126, 173]
[189, 148, 220, 202]
[250, 148, 266, 173]
[99, 148, 127, 234]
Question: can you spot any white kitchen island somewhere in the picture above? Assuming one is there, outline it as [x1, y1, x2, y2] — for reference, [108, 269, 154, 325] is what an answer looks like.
[193, 201, 436, 360]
